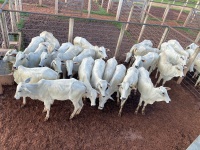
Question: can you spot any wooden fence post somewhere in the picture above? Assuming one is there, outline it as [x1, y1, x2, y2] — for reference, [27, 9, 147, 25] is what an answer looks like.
[183, 8, 193, 27]
[0, 12, 9, 48]
[177, 7, 184, 21]
[88, 0, 92, 18]
[39, 0, 42, 6]
[116, 0, 123, 21]
[68, 18, 74, 43]
[177, 47, 200, 84]
[65, 0, 68, 3]
[125, 2, 135, 30]
[9, 0, 17, 32]
[101, 0, 104, 7]
[137, 14, 149, 43]
[157, 27, 169, 49]
[195, 31, 200, 43]
[14, 0, 20, 23]
[195, 1, 199, 9]
[140, 1, 149, 23]
[161, 4, 170, 25]
[55, 0, 58, 14]
[107, 0, 112, 13]
[19, 0, 22, 11]
[114, 23, 125, 57]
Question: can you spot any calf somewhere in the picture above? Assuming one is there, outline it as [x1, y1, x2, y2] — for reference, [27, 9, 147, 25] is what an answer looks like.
[103, 57, 118, 83]
[98, 64, 126, 110]
[118, 66, 139, 116]
[3, 49, 18, 64]
[91, 59, 109, 97]
[135, 67, 171, 115]
[14, 78, 87, 121]
[24, 36, 44, 54]
[78, 57, 98, 106]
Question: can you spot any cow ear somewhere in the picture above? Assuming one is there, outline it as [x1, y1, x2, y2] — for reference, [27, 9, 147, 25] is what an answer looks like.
[164, 87, 171, 91]
[73, 62, 80, 65]
[107, 83, 111, 87]
[24, 77, 31, 83]
[109, 96, 114, 101]
[106, 48, 110, 52]
[11, 53, 17, 57]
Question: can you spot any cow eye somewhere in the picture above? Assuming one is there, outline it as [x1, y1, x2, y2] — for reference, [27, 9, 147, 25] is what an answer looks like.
[162, 92, 165, 95]
[21, 58, 24, 60]
[45, 58, 47, 59]
[18, 90, 22, 92]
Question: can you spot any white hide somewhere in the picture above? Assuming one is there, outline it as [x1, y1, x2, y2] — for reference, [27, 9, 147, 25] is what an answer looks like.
[161, 42, 187, 66]
[132, 52, 159, 74]
[155, 53, 184, 86]
[57, 42, 73, 53]
[13, 43, 47, 69]
[14, 78, 87, 121]
[118, 66, 139, 116]
[135, 67, 171, 115]
[167, 40, 189, 58]
[57, 45, 83, 61]
[3, 49, 18, 64]
[24, 36, 44, 54]
[40, 31, 60, 51]
[98, 64, 126, 110]
[74, 36, 108, 59]
[103, 57, 118, 83]
[91, 59, 109, 97]
[186, 43, 199, 50]
[78, 57, 98, 106]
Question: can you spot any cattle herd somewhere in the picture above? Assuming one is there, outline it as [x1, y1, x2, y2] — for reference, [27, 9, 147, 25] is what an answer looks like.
[2, 31, 200, 121]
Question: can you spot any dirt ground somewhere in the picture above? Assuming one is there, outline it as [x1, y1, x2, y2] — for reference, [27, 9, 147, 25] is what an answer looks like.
[1, 1, 200, 150]
[1, 73, 200, 150]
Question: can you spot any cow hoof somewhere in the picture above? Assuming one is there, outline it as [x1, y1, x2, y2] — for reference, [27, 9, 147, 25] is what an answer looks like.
[69, 115, 74, 120]
[118, 112, 122, 117]
[20, 104, 25, 108]
[134, 111, 138, 115]
[142, 112, 145, 115]
[44, 117, 49, 122]
[42, 110, 47, 113]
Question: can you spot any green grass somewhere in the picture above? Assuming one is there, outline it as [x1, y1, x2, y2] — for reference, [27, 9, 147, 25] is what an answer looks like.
[83, 2, 114, 17]
[0, 0, 5, 4]
[178, 28, 198, 36]
[153, 0, 199, 8]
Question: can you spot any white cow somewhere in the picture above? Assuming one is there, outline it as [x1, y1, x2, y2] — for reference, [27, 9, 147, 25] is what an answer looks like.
[161, 42, 187, 66]
[3, 49, 18, 64]
[91, 59, 109, 97]
[103, 57, 118, 83]
[118, 66, 139, 116]
[135, 67, 171, 115]
[13, 65, 59, 107]
[124, 40, 156, 63]
[13, 43, 48, 69]
[98, 64, 126, 110]
[78, 57, 98, 106]
[132, 52, 159, 74]
[14, 78, 87, 121]
[40, 31, 60, 51]
[24, 36, 44, 54]
[168, 40, 189, 58]
[74, 36, 108, 59]
[57, 45, 83, 61]
[57, 42, 73, 53]
[186, 43, 199, 50]
[155, 53, 184, 86]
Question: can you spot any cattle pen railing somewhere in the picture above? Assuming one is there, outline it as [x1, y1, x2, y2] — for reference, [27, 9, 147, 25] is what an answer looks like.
[0, 0, 200, 99]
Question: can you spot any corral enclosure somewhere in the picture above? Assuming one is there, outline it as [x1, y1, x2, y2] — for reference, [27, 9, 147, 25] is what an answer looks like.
[0, 0, 200, 149]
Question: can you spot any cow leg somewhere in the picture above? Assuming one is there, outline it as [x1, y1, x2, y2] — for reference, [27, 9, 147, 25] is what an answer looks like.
[76, 99, 84, 115]
[70, 101, 80, 120]
[116, 90, 120, 106]
[142, 103, 147, 115]
[42, 106, 47, 113]
[135, 98, 143, 114]
[118, 99, 127, 117]
[155, 74, 162, 87]
[155, 69, 159, 79]
[21, 97, 26, 108]
[44, 102, 51, 121]
[162, 79, 167, 86]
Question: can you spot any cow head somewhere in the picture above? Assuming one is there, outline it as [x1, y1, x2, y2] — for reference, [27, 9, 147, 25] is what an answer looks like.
[3, 49, 17, 63]
[174, 65, 184, 77]
[156, 86, 171, 104]
[95, 46, 108, 59]
[132, 55, 142, 68]
[13, 52, 28, 70]
[51, 57, 62, 74]
[98, 94, 114, 110]
[124, 52, 132, 63]
[96, 80, 109, 97]
[14, 78, 31, 100]
[86, 88, 98, 106]
[118, 82, 133, 101]
[39, 52, 51, 67]
[66, 60, 73, 78]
